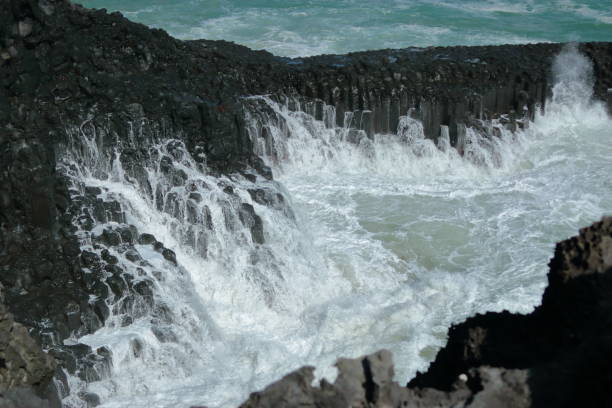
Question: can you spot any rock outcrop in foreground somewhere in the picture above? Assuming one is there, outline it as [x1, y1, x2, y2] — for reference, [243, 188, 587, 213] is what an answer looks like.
[240, 217, 612, 408]
[1, 0, 612, 406]
[0, 285, 56, 408]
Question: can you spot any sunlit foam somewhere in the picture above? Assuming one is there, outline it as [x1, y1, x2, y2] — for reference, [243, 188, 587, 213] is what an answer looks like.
[60, 45, 611, 408]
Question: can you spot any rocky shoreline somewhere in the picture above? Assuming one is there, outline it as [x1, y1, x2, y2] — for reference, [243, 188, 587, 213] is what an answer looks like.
[240, 217, 612, 408]
[1, 0, 611, 407]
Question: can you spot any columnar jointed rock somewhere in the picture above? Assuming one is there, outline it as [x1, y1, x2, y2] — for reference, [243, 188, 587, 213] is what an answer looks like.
[1, 0, 612, 405]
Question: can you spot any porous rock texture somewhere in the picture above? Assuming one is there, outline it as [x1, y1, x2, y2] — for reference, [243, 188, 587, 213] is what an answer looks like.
[241, 217, 612, 408]
[0, 285, 56, 408]
[1, 0, 612, 405]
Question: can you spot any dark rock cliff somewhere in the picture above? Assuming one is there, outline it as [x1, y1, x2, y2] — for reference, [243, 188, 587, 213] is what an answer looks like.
[1, 0, 611, 405]
[240, 217, 612, 408]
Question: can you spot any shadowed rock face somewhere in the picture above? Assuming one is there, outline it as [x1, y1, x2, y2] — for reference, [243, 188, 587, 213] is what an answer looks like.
[407, 217, 612, 407]
[241, 217, 612, 408]
[1, 0, 612, 405]
[238, 349, 529, 408]
[238, 350, 408, 408]
[0, 286, 56, 408]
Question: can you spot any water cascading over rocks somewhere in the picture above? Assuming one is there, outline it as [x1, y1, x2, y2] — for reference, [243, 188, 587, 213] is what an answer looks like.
[55, 113, 300, 406]
[56, 90, 546, 406]
[238, 216, 612, 408]
[243, 95, 523, 173]
[1, 1, 612, 407]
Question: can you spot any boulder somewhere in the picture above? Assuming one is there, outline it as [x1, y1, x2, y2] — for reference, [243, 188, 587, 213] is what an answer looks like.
[0, 294, 56, 406]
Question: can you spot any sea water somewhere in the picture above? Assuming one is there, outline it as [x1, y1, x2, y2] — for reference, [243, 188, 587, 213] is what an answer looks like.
[80, 0, 612, 57]
[64, 2, 612, 407]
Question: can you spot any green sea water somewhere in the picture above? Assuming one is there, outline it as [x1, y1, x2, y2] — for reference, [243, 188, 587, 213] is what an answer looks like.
[80, 0, 612, 57]
[67, 2, 612, 408]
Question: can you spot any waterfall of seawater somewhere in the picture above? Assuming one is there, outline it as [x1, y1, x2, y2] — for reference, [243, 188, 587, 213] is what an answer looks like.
[60, 47, 611, 408]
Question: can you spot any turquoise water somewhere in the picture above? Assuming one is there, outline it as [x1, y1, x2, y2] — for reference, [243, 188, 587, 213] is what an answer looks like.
[80, 0, 612, 57]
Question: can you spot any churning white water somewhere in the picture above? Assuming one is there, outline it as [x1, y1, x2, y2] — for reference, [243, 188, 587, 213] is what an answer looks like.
[61, 46, 611, 408]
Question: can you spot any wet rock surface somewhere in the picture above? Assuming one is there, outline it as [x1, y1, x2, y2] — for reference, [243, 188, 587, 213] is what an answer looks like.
[407, 217, 612, 408]
[0, 0, 611, 405]
[242, 217, 612, 407]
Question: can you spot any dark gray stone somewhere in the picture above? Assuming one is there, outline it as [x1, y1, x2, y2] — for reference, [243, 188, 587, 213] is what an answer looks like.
[0, 302, 56, 400]
[161, 248, 177, 265]
[79, 392, 101, 407]
[239, 203, 264, 244]
[0, 388, 51, 408]
[138, 233, 157, 245]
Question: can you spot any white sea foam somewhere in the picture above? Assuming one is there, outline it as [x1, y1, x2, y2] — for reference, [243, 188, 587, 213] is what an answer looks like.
[61, 46, 611, 408]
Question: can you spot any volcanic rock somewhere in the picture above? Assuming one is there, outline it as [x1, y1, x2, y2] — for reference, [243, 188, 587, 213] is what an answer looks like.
[1, 0, 611, 405]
